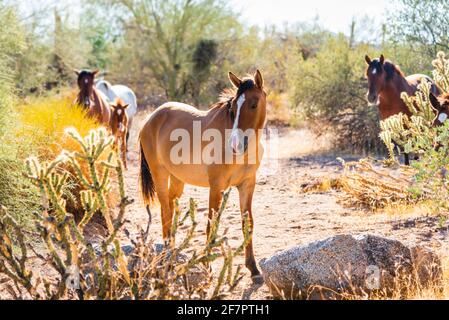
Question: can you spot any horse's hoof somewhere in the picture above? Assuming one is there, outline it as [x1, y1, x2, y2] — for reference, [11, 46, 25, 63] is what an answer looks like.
[251, 274, 264, 285]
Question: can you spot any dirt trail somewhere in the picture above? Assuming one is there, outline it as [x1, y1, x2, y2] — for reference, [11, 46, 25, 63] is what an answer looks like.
[123, 115, 449, 300]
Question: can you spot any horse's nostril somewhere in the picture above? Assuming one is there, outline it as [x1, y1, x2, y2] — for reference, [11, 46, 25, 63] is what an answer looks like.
[367, 93, 378, 104]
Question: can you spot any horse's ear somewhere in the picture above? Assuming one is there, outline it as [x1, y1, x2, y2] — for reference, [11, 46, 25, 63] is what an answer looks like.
[365, 55, 372, 65]
[74, 69, 80, 76]
[123, 104, 130, 109]
[228, 72, 242, 89]
[379, 54, 385, 65]
[254, 69, 264, 89]
[429, 92, 441, 110]
[92, 69, 100, 77]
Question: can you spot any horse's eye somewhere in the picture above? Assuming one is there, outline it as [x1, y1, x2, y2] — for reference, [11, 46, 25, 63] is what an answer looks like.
[251, 102, 258, 109]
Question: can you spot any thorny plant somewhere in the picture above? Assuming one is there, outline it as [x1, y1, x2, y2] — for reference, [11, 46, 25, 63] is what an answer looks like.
[379, 52, 449, 211]
[0, 127, 247, 299]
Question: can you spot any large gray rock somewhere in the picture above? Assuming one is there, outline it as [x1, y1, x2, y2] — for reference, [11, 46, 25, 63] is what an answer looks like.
[259, 234, 442, 300]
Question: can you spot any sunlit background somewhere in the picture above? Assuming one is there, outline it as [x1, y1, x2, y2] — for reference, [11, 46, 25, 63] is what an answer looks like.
[17, 0, 390, 35]
[230, 0, 389, 34]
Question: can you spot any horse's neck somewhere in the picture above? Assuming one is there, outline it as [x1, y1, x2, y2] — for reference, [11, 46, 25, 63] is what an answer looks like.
[206, 103, 234, 129]
[92, 89, 111, 124]
[379, 75, 413, 119]
[77, 88, 92, 104]
[92, 90, 104, 113]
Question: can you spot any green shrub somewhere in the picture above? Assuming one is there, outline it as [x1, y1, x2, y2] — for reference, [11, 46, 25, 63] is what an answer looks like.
[0, 3, 38, 226]
[288, 34, 383, 153]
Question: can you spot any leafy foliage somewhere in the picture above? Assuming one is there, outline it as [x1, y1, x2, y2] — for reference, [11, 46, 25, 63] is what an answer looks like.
[288, 34, 382, 153]
[0, 128, 246, 300]
[0, 2, 36, 227]
[388, 0, 449, 58]
[100, 0, 239, 101]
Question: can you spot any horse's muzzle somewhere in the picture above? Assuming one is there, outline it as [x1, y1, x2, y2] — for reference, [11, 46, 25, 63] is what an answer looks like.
[231, 135, 249, 155]
[367, 92, 379, 106]
[83, 98, 91, 108]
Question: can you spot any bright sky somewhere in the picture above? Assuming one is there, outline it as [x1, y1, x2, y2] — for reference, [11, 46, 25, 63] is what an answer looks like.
[231, 0, 390, 34]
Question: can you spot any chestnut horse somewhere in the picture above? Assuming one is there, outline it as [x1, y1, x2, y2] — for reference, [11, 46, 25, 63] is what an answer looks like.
[109, 98, 129, 169]
[365, 54, 440, 164]
[139, 70, 267, 279]
[75, 70, 111, 124]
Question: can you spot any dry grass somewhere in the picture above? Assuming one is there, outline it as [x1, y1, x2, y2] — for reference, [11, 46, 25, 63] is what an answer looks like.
[349, 258, 449, 300]
[12, 91, 116, 221]
[14, 90, 101, 160]
[299, 177, 342, 194]
[299, 158, 423, 211]
[338, 159, 420, 210]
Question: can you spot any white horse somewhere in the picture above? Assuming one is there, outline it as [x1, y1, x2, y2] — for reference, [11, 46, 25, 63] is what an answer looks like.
[96, 80, 138, 143]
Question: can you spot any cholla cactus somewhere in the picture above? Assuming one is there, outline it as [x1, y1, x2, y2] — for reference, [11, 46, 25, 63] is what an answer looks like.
[0, 127, 246, 300]
[378, 52, 449, 209]
[432, 51, 449, 93]
[380, 52, 449, 162]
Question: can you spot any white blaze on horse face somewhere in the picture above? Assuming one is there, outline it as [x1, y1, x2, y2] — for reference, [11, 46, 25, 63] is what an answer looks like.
[84, 79, 89, 84]
[439, 113, 448, 123]
[230, 94, 245, 153]
[117, 109, 122, 115]
[372, 69, 377, 75]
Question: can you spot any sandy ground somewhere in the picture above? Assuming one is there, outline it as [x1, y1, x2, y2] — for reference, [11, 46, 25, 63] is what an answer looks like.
[121, 114, 449, 300]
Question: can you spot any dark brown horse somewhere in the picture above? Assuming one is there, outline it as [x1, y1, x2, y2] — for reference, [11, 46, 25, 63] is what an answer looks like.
[365, 54, 440, 164]
[75, 69, 111, 124]
[139, 70, 267, 279]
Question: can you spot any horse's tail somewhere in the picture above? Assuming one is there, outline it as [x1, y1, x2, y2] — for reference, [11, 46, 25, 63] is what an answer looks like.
[139, 142, 156, 205]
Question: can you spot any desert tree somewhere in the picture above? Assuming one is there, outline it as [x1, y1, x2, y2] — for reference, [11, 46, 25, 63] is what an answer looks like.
[388, 0, 449, 58]
[103, 0, 239, 101]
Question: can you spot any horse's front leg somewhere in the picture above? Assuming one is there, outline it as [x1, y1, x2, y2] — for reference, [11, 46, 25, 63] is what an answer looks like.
[394, 140, 410, 166]
[404, 152, 410, 166]
[121, 133, 127, 169]
[126, 118, 133, 154]
[237, 176, 261, 279]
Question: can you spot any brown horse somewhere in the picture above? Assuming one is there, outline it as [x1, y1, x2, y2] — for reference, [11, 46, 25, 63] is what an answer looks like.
[75, 69, 111, 124]
[109, 98, 129, 169]
[139, 70, 267, 278]
[365, 54, 440, 164]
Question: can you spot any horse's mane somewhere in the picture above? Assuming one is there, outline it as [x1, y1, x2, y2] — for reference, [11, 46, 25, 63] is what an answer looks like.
[209, 76, 255, 110]
[367, 59, 405, 81]
[384, 60, 405, 80]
